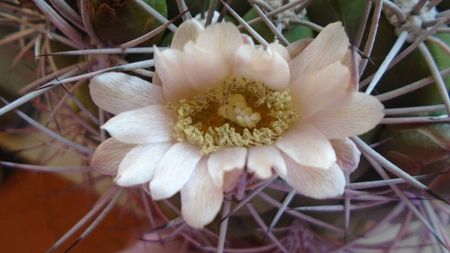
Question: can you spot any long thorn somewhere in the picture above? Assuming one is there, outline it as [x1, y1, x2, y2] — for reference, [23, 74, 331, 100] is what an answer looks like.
[217, 197, 231, 253]
[265, 190, 296, 239]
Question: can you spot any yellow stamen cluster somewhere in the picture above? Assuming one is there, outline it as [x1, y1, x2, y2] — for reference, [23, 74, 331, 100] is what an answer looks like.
[172, 77, 298, 154]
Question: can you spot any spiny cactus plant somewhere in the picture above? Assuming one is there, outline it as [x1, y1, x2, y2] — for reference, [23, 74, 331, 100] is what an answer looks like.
[0, 0, 449, 253]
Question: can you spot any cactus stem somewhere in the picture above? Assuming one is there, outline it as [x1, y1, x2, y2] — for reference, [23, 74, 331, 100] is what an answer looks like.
[352, 137, 449, 205]
[426, 36, 450, 56]
[365, 156, 447, 248]
[355, 0, 372, 48]
[39, 60, 153, 88]
[48, 0, 84, 30]
[376, 67, 450, 101]
[258, 191, 345, 233]
[132, 0, 178, 32]
[246, 203, 289, 253]
[32, 0, 87, 48]
[79, 0, 104, 47]
[418, 43, 450, 114]
[422, 201, 450, 251]
[290, 19, 323, 31]
[361, 12, 450, 88]
[359, 0, 383, 75]
[389, 12, 450, 72]
[1, 99, 94, 154]
[382, 0, 407, 25]
[0, 28, 35, 47]
[120, 11, 187, 48]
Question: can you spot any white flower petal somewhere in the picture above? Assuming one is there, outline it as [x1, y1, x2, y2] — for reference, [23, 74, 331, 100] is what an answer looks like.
[154, 47, 196, 102]
[115, 143, 172, 186]
[91, 138, 134, 175]
[290, 22, 349, 82]
[341, 50, 361, 91]
[308, 92, 384, 139]
[222, 169, 244, 193]
[287, 38, 312, 59]
[281, 155, 346, 199]
[331, 138, 361, 173]
[242, 34, 255, 45]
[207, 147, 247, 188]
[171, 19, 204, 50]
[276, 123, 336, 170]
[269, 41, 290, 61]
[101, 105, 174, 145]
[291, 61, 350, 118]
[183, 41, 228, 91]
[181, 158, 223, 228]
[150, 143, 202, 200]
[247, 145, 286, 178]
[89, 72, 165, 114]
[234, 44, 290, 90]
[195, 22, 243, 64]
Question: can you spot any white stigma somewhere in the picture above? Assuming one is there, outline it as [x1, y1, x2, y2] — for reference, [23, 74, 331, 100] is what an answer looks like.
[218, 94, 261, 128]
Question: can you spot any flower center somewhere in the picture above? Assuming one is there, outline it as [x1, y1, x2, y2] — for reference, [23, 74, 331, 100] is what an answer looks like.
[217, 93, 261, 128]
[171, 76, 298, 154]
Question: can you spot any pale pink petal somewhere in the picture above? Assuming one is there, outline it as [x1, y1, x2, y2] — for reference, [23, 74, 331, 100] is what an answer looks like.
[222, 169, 243, 193]
[154, 47, 196, 102]
[268, 42, 290, 61]
[341, 50, 361, 91]
[115, 143, 172, 186]
[331, 138, 361, 173]
[242, 34, 255, 45]
[101, 105, 174, 145]
[281, 155, 346, 199]
[234, 44, 290, 90]
[91, 138, 134, 175]
[195, 22, 243, 64]
[275, 123, 336, 170]
[247, 145, 286, 178]
[287, 38, 312, 59]
[150, 143, 202, 200]
[182, 41, 228, 91]
[290, 61, 350, 118]
[89, 72, 165, 114]
[207, 147, 247, 188]
[308, 92, 384, 139]
[171, 19, 204, 50]
[290, 22, 349, 82]
[181, 158, 223, 228]
[152, 72, 162, 86]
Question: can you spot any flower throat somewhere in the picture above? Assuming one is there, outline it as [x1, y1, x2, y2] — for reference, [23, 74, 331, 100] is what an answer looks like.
[172, 76, 298, 154]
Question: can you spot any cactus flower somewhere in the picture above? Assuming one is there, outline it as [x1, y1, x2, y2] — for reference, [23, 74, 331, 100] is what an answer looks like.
[89, 20, 384, 228]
